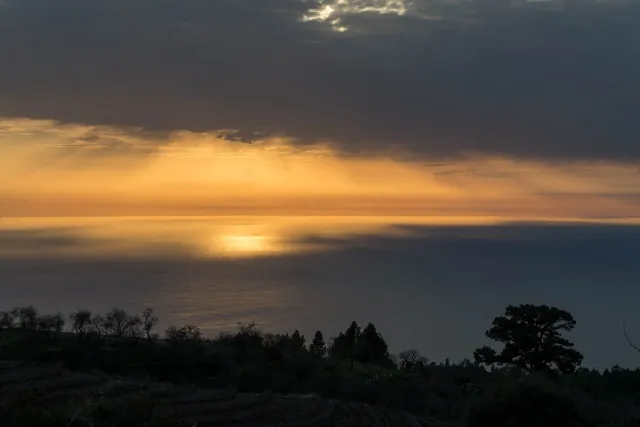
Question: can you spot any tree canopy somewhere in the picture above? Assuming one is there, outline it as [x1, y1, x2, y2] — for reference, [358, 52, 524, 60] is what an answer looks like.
[329, 321, 392, 368]
[309, 331, 326, 358]
[473, 304, 583, 374]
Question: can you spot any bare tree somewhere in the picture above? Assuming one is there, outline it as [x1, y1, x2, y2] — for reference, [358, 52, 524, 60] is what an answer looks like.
[126, 315, 143, 339]
[165, 324, 202, 341]
[52, 313, 65, 336]
[165, 325, 181, 341]
[238, 321, 262, 338]
[90, 314, 107, 339]
[399, 349, 428, 371]
[105, 308, 129, 338]
[69, 310, 92, 336]
[185, 324, 201, 340]
[36, 314, 67, 344]
[141, 308, 158, 340]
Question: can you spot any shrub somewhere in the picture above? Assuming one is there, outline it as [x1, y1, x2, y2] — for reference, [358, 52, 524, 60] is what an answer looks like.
[467, 374, 581, 427]
[0, 389, 72, 427]
[87, 393, 187, 427]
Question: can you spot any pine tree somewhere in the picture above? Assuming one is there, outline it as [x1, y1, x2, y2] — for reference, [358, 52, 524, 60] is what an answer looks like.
[291, 329, 306, 352]
[309, 330, 326, 357]
[332, 321, 361, 356]
[473, 304, 583, 374]
[355, 322, 391, 366]
[329, 321, 362, 369]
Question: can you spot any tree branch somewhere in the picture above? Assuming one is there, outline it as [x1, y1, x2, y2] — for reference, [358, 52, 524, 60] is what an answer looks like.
[622, 318, 640, 354]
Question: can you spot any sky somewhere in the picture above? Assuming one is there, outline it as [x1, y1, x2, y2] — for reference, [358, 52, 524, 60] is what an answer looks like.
[1, 1, 640, 367]
[1, 0, 640, 217]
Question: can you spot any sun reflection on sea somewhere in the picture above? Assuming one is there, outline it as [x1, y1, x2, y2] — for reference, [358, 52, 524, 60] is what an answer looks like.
[204, 222, 327, 259]
[2, 215, 640, 260]
[215, 234, 276, 257]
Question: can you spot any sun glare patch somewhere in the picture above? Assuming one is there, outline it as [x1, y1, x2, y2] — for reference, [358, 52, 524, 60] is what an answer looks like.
[301, 0, 408, 32]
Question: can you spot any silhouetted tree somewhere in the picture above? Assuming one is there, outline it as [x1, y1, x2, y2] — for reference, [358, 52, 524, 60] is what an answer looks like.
[473, 304, 583, 374]
[141, 308, 158, 340]
[621, 318, 640, 359]
[12, 306, 37, 330]
[165, 325, 180, 341]
[355, 322, 391, 366]
[309, 331, 326, 358]
[51, 313, 65, 336]
[105, 308, 129, 338]
[263, 333, 281, 348]
[399, 349, 427, 371]
[0, 310, 14, 330]
[237, 321, 262, 339]
[165, 324, 201, 341]
[290, 329, 306, 352]
[126, 314, 143, 339]
[69, 310, 92, 336]
[330, 321, 361, 369]
[36, 315, 56, 334]
[35, 313, 64, 343]
[90, 314, 107, 339]
[35, 315, 50, 332]
[183, 324, 202, 341]
[229, 322, 264, 363]
[263, 332, 305, 363]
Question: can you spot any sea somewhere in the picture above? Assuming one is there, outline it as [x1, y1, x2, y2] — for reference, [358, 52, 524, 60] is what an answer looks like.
[1, 215, 640, 369]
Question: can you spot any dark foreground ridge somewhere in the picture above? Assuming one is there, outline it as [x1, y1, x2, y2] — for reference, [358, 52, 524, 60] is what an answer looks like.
[0, 361, 427, 427]
[2, 303, 640, 426]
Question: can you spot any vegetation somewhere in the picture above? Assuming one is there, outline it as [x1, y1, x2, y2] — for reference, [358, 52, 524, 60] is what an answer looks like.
[0, 303, 639, 426]
[0, 362, 429, 427]
[473, 304, 584, 374]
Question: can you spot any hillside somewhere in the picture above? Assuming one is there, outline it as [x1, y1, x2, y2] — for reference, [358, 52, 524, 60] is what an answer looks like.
[0, 361, 439, 427]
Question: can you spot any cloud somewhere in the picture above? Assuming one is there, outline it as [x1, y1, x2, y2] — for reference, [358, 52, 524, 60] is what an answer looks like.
[302, 0, 411, 31]
[2, 117, 640, 217]
[0, 228, 87, 251]
[0, 219, 194, 258]
[0, 0, 638, 161]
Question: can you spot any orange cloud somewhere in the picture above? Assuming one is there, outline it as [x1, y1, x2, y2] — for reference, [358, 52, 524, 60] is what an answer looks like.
[2, 117, 640, 219]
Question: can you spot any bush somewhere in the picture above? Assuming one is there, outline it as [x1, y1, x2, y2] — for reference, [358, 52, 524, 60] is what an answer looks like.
[0, 389, 72, 427]
[87, 393, 188, 427]
[467, 374, 581, 427]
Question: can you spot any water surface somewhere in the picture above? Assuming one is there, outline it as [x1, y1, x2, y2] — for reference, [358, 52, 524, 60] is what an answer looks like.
[1, 215, 640, 369]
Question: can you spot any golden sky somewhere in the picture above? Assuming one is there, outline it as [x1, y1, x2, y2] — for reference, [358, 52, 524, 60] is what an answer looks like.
[2, 117, 640, 218]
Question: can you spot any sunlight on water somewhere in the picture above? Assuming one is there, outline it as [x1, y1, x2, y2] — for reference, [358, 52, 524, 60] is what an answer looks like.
[1, 215, 640, 368]
[217, 234, 274, 255]
[0, 215, 482, 259]
[1, 215, 639, 260]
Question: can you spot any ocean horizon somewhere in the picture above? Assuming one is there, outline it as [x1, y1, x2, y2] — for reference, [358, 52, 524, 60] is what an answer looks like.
[2, 215, 640, 370]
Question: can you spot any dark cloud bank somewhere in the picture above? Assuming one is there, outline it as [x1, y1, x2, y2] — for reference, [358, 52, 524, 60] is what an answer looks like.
[0, 0, 639, 160]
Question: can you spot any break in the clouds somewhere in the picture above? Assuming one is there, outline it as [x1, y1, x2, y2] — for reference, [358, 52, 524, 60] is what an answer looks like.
[0, 0, 638, 160]
[302, 0, 410, 31]
[2, 117, 640, 217]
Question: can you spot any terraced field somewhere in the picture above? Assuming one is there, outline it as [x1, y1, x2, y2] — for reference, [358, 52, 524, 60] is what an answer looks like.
[0, 361, 436, 427]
